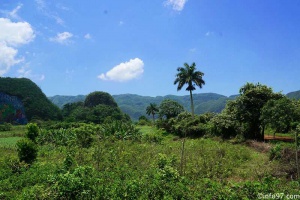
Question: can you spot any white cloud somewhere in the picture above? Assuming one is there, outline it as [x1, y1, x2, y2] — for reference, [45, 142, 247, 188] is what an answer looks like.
[0, 18, 35, 75]
[84, 33, 91, 39]
[119, 21, 124, 26]
[164, 0, 188, 11]
[17, 63, 45, 81]
[9, 4, 23, 20]
[0, 18, 35, 46]
[35, 0, 65, 25]
[50, 32, 73, 44]
[0, 42, 23, 75]
[0, 4, 23, 20]
[98, 58, 144, 82]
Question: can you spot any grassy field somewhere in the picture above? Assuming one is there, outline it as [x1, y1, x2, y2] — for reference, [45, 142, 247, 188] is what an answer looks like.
[0, 125, 26, 138]
[0, 137, 22, 148]
[0, 125, 25, 149]
[0, 124, 299, 199]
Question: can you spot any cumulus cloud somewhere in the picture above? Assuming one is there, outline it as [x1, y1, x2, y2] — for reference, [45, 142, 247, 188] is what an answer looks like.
[164, 0, 188, 11]
[0, 18, 35, 46]
[50, 32, 73, 44]
[98, 58, 144, 82]
[84, 33, 91, 39]
[0, 18, 35, 75]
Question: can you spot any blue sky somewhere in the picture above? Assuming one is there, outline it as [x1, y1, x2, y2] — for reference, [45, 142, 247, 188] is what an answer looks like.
[1, 0, 300, 97]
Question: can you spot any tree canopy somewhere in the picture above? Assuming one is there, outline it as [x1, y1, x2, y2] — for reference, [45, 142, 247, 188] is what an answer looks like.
[84, 91, 118, 108]
[174, 62, 205, 116]
[232, 83, 283, 140]
[159, 99, 184, 119]
[62, 91, 128, 123]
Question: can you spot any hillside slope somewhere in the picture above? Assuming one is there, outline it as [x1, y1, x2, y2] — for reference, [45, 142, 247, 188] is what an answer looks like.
[286, 90, 300, 100]
[0, 77, 61, 121]
[49, 93, 235, 121]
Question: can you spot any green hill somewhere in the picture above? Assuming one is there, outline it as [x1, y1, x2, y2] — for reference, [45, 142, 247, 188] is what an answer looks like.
[286, 90, 300, 100]
[49, 95, 86, 108]
[49, 93, 234, 121]
[0, 77, 62, 121]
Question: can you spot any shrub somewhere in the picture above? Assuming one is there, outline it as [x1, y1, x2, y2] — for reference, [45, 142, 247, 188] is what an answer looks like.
[142, 132, 163, 144]
[269, 144, 282, 160]
[16, 139, 38, 164]
[73, 125, 95, 148]
[25, 123, 39, 142]
[102, 121, 141, 141]
[0, 123, 12, 131]
[48, 166, 96, 199]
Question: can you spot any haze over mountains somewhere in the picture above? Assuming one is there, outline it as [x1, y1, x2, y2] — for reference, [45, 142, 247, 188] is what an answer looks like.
[49, 91, 300, 121]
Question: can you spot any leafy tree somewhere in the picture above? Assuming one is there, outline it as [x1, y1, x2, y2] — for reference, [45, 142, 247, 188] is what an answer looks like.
[84, 91, 117, 108]
[62, 102, 84, 118]
[159, 99, 184, 120]
[25, 123, 39, 143]
[16, 139, 38, 164]
[233, 83, 283, 140]
[261, 97, 298, 134]
[174, 62, 205, 117]
[146, 103, 159, 123]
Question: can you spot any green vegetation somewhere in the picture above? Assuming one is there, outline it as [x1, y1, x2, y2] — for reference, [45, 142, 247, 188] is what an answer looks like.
[0, 122, 12, 131]
[50, 93, 232, 121]
[62, 91, 129, 123]
[1, 74, 300, 198]
[146, 103, 159, 123]
[158, 99, 184, 119]
[287, 90, 300, 100]
[1, 123, 299, 199]
[0, 77, 62, 121]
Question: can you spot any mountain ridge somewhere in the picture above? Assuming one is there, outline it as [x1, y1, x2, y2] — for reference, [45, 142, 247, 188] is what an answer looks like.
[49, 90, 300, 121]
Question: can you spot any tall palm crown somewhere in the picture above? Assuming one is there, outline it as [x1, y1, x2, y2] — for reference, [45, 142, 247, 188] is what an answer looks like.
[146, 103, 159, 123]
[174, 62, 205, 116]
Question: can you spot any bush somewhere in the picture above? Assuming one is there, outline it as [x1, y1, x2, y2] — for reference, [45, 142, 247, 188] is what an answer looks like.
[16, 139, 38, 164]
[142, 132, 164, 144]
[48, 166, 96, 199]
[269, 144, 282, 160]
[102, 121, 141, 141]
[25, 123, 39, 142]
[0, 122, 12, 131]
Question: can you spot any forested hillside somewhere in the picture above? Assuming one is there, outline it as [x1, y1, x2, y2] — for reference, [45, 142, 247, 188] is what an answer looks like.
[0, 77, 62, 121]
[50, 91, 300, 121]
[49, 93, 236, 121]
[286, 90, 300, 100]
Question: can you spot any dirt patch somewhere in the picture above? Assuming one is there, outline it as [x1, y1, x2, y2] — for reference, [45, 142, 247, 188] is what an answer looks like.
[264, 135, 294, 142]
[245, 140, 272, 153]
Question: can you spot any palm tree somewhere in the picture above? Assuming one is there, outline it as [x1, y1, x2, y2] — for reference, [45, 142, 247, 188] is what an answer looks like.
[146, 103, 159, 124]
[174, 62, 205, 117]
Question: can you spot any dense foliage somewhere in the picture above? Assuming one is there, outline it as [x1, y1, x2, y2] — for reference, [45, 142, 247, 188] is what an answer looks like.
[227, 83, 283, 140]
[50, 93, 232, 121]
[1, 79, 300, 199]
[0, 77, 62, 121]
[159, 99, 184, 119]
[84, 91, 118, 108]
[1, 123, 299, 199]
[286, 90, 300, 100]
[62, 91, 129, 123]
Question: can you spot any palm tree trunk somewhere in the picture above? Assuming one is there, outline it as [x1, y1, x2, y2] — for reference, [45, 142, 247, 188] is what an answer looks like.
[190, 90, 194, 117]
[152, 113, 155, 125]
